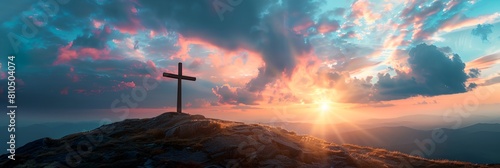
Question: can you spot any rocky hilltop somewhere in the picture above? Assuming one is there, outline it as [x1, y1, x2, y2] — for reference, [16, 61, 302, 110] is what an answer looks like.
[0, 112, 496, 168]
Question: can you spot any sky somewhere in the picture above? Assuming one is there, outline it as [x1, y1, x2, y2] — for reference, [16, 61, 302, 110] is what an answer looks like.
[1, 0, 499, 125]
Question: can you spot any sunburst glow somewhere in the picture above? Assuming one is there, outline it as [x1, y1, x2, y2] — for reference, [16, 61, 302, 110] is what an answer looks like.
[320, 102, 330, 112]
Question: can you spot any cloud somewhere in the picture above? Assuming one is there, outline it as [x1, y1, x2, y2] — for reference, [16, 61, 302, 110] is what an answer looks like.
[316, 18, 340, 34]
[466, 52, 500, 70]
[54, 42, 113, 65]
[440, 13, 500, 33]
[481, 74, 500, 86]
[373, 44, 472, 101]
[471, 24, 494, 42]
[468, 68, 480, 78]
[349, 0, 381, 24]
[414, 100, 437, 105]
[317, 44, 477, 103]
[333, 57, 380, 72]
[393, 0, 497, 44]
[212, 85, 261, 105]
[185, 99, 213, 108]
[133, 1, 322, 104]
[72, 26, 113, 49]
[187, 58, 204, 71]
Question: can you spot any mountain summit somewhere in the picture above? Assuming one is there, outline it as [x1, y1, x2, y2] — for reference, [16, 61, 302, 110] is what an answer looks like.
[0, 112, 494, 167]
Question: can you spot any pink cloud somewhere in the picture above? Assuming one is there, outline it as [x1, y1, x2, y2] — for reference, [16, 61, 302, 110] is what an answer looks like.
[54, 42, 112, 65]
[466, 52, 500, 70]
[350, 0, 381, 24]
[131, 6, 138, 14]
[146, 60, 156, 70]
[54, 42, 78, 64]
[115, 18, 143, 35]
[170, 35, 213, 61]
[149, 28, 168, 39]
[292, 18, 314, 34]
[440, 13, 500, 33]
[317, 20, 340, 34]
[92, 20, 103, 28]
[121, 81, 136, 88]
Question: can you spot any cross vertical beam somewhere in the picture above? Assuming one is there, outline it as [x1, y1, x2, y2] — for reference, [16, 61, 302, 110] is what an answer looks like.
[177, 62, 182, 113]
[162, 62, 197, 113]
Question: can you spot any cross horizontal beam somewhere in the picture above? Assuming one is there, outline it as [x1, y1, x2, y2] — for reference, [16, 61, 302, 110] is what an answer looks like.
[163, 72, 196, 81]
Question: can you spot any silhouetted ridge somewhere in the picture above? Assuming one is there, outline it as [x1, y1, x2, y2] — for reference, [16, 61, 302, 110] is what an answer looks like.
[0, 112, 493, 168]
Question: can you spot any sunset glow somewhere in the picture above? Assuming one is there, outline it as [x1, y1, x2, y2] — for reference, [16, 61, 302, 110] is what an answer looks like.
[1, 0, 500, 165]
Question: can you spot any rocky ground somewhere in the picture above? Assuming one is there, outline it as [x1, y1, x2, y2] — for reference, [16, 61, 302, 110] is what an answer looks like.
[0, 112, 497, 168]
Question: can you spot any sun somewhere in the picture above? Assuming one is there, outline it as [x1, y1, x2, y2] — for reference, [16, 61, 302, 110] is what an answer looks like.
[320, 101, 330, 112]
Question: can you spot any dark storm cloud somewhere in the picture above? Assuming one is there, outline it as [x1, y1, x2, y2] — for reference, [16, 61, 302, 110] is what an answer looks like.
[146, 2, 313, 68]
[129, 0, 321, 104]
[471, 24, 494, 42]
[373, 44, 473, 101]
[246, 67, 275, 92]
[72, 26, 112, 49]
[320, 44, 478, 103]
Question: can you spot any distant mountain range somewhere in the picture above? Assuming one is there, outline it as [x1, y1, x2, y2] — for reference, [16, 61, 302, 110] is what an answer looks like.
[0, 122, 101, 150]
[275, 122, 500, 164]
[332, 124, 500, 164]
[2, 112, 497, 167]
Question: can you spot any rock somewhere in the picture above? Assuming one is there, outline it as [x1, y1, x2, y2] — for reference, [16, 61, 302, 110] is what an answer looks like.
[203, 136, 245, 154]
[272, 137, 302, 157]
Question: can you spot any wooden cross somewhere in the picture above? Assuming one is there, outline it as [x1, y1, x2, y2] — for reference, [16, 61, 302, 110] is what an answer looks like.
[163, 62, 196, 113]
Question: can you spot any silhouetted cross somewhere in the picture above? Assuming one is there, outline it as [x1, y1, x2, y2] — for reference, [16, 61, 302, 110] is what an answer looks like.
[163, 62, 196, 113]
